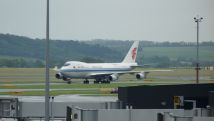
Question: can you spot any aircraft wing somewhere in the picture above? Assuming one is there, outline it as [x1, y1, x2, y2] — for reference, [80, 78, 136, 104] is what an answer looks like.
[88, 69, 172, 77]
[143, 69, 172, 72]
[88, 73, 113, 76]
[87, 72, 115, 78]
[87, 71, 146, 78]
[87, 71, 147, 77]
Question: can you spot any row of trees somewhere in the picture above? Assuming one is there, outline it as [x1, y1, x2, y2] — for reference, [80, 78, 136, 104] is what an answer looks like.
[1, 56, 213, 68]
[140, 56, 214, 68]
[140, 41, 214, 47]
[0, 57, 105, 68]
[0, 34, 213, 68]
[0, 58, 44, 68]
[88, 39, 214, 47]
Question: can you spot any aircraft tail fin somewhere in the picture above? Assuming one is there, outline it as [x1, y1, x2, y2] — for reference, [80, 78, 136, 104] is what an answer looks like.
[122, 41, 139, 63]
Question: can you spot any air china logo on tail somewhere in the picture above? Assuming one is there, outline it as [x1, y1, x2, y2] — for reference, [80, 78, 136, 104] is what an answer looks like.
[132, 48, 137, 60]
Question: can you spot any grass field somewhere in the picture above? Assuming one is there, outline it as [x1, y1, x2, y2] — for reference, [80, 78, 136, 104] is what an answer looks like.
[0, 68, 213, 96]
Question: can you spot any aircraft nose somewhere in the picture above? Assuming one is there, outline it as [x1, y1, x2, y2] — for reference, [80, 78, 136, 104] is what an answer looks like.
[60, 66, 66, 70]
[59, 67, 67, 73]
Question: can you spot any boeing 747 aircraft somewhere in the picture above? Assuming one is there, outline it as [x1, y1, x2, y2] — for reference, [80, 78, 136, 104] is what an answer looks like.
[55, 41, 167, 84]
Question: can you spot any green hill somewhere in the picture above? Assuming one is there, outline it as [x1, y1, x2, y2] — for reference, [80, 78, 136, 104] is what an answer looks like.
[0, 34, 121, 67]
[142, 46, 214, 61]
[84, 39, 214, 67]
[0, 34, 214, 67]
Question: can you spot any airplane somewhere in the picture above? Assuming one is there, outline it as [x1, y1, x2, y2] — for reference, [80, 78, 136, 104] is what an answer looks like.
[55, 41, 169, 84]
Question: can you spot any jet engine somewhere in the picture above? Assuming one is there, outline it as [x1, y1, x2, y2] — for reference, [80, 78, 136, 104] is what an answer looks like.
[55, 73, 63, 79]
[136, 72, 145, 79]
[108, 74, 119, 81]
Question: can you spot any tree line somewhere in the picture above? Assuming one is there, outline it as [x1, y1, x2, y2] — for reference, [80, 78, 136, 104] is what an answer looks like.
[0, 33, 213, 68]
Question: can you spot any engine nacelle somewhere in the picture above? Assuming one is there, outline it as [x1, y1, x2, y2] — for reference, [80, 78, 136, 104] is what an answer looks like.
[109, 74, 119, 81]
[136, 72, 145, 79]
[55, 73, 63, 79]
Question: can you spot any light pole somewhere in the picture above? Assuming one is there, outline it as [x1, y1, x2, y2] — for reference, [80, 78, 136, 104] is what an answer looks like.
[45, 0, 50, 121]
[50, 96, 54, 121]
[194, 16, 203, 84]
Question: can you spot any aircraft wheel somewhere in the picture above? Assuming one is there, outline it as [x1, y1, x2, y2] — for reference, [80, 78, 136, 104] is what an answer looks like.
[63, 77, 68, 81]
[67, 81, 71, 84]
[83, 80, 89, 84]
[94, 79, 101, 84]
[101, 79, 110, 84]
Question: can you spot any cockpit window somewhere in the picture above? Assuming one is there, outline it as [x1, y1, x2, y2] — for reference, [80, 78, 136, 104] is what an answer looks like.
[63, 63, 70, 66]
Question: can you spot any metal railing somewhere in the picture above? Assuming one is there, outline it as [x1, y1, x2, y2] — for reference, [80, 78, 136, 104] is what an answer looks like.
[0, 116, 66, 121]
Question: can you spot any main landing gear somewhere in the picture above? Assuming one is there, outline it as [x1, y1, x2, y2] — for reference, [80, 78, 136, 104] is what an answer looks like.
[67, 81, 71, 84]
[83, 79, 89, 84]
[93, 78, 110, 84]
[82, 78, 111, 84]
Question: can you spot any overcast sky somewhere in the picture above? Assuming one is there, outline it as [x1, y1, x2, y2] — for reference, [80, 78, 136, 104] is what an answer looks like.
[0, 0, 213, 42]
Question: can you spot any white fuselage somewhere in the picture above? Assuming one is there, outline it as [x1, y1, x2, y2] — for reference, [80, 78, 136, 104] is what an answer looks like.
[59, 61, 137, 79]
[55, 41, 141, 83]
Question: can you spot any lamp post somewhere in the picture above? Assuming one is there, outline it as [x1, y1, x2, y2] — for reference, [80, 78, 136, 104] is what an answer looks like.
[50, 96, 54, 121]
[45, 0, 50, 121]
[194, 16, 203, 84]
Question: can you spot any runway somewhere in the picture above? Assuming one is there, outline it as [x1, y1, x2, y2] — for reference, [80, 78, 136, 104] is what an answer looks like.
[0, 88, 98, 92]
[154, 76, 212, 80]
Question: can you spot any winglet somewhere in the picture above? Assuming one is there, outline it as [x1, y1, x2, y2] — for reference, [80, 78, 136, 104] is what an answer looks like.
[122, 41, 139, 63]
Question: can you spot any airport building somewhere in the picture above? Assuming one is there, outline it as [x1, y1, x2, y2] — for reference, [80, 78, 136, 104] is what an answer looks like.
[1, 83, 214, 121]
[66, 83, 214, 121]
[118, 83, 214, 109]
[0, 96, 120, 121]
